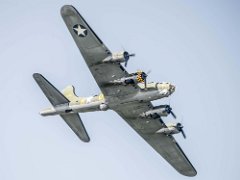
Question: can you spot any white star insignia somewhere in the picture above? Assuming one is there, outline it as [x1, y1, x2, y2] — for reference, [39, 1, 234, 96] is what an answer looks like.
[73, 24, 87, 37]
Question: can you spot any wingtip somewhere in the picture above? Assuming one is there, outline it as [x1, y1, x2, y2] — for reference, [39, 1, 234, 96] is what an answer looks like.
[180, 169, 197, 177]
[192, 169, 197, 176]
[76, 129, 91, 143]
[60, 5, 72, 12]
[81, 137, 90, 143]
[60, 5, 76, 17]
[33, 73, 42, 79]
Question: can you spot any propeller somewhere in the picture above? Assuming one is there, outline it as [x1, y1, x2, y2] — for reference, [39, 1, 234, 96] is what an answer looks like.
[141, 71, 148, 89]
[164, 105, 177, 119]
[135, 70, 152, 89]
[136, 71, 147, 88]
[176, 123, 186, 139]
[123, 51, 135, 67]
[141, 70, 152, 89]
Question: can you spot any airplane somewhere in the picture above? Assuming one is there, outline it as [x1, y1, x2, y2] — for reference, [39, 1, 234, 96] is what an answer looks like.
[33, 5, 197, 177]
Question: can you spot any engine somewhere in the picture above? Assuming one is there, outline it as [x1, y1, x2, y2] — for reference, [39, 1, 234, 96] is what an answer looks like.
[102, 51, 135, 66]
[112, 51, 129, 62]
[156, 123, 186, 138]
[140, 105, 176, 118]
[109, 70, 148, 86]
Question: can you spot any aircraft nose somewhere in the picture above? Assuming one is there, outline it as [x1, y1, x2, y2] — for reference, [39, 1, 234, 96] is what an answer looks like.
[170, 84, 175, 93]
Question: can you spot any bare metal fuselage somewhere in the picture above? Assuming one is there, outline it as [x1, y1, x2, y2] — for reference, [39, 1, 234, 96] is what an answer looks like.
[40, 82, 175, 116]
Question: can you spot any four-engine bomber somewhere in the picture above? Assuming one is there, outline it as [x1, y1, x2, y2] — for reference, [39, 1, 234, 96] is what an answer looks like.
[33, 5, 197, 177]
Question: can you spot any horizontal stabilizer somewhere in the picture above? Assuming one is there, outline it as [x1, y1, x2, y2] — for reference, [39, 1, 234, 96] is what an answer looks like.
[33, 73, 90, 142]
[60, 113, 90, 142]
[33, 73, 69, 106]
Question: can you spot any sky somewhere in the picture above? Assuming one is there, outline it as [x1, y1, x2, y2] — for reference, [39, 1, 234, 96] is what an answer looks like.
[0, 0, 240, 180]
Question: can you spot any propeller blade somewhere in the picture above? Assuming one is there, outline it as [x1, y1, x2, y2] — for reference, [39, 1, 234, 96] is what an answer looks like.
[144, 78, 147, 89]
[146, 70, 151, 75]
[170, 111, 177, 119]
[165, 105, 177, 119]
[159, 117, 165, 126]
[124, 60, 128, 67]
[124, 52, 135, 67]
[181, 129, 186, 139]
[141, 72, 148, 89]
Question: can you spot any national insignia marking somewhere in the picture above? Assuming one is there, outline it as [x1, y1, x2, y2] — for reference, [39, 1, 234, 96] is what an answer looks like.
[73, 24, 88, 37]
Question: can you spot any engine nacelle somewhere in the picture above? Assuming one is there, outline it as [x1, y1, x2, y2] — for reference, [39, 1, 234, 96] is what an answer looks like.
[156, 127, 177, 135]
[156, 123, 186, 138]
[140, 105, 171, 118]
[109, 70, 147, 86]
[109, 75, 138, 86]
[102, 51, 129, 63]
[112, 51, 130, 62]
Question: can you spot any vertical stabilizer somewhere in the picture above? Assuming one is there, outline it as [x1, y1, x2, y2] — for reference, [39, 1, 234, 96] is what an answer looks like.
[62, 85, 79, 102]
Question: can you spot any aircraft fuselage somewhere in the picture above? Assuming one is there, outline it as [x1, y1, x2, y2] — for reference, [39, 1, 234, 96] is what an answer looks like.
[40, 82, 175, 116]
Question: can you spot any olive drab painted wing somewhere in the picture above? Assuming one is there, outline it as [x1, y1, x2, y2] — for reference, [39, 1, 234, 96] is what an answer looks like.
[61, 5, 197, 176]
[115, 102, 197, 177]
[61, 5, 138, 98]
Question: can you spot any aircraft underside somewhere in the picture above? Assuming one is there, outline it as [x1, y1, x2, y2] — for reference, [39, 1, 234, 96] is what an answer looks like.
[33, 5, 197, 177]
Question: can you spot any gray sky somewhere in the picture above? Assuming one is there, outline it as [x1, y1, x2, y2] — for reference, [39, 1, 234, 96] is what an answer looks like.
[0, 0, 240, 179]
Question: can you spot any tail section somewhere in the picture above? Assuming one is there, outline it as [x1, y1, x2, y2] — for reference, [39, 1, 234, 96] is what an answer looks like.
[62, 85, 80, 102]
[33, 73, 90, 142]
[33, 73, 69, 106]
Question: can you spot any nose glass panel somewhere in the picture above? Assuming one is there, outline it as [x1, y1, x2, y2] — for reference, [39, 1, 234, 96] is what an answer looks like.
[170, 84, 175, 93]
[157, 83, 169, 91]
[157, 83, 175, 95]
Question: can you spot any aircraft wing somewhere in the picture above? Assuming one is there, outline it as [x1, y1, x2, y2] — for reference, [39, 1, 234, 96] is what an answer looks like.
[61, 5, 138, 97]
[115, 102, 197, 177]
[61, 5, 196, 176]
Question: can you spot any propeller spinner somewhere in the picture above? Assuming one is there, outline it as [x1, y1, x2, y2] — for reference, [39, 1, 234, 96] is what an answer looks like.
[123, 51, 135, 67]
[164, 105, 177, 119]
[136, 71, 149, 89]
[176, 123, 186, 139]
